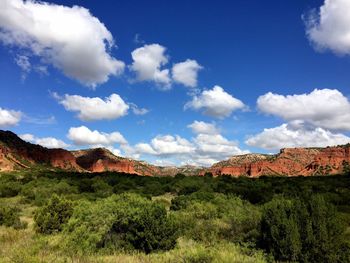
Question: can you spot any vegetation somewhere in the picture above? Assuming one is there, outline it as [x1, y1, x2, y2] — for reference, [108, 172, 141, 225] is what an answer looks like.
[34, 194, 73, 234]
[0, 170, 350, 262]
[261, 196, 349, 262]
[64, 193, 177, 253]
[0, 204, 26, 229]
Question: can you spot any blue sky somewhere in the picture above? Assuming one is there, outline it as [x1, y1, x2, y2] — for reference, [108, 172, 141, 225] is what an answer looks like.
[1, 0, 350, 166]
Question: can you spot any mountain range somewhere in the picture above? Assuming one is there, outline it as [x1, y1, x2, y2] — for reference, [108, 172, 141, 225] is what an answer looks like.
[0, 130, 349, 177]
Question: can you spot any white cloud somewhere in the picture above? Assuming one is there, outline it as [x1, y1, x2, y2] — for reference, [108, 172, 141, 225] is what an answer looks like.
[67, 126, 127, 146]
[129, 121, 249, 166]
[152, 159, 176, 166]
[305, 0, 350, 55]
[104, 146, 122, 157]
[185, 85, 246, 118]
[55, 93, 129, 121]
[0, 0, 124, 87]
[134, 143, 157, 155]
[149, 135, 195, 155]
[257, 89, 350, 131]
[194, 133, 247, 156]
[172, 59, 202, 87]
[23, 115, 56, 125]
[188, 120, 219, 135]
[20, 133, 69, 148]
[20, 133, 35, 142]
[129, 103, 149, 116]
[130, 44, 171, 88]
[0, 107, 21, 127]
[14, 54, 30, 79]
[245, 123, 350, 150]
[130, 135, 195, 158]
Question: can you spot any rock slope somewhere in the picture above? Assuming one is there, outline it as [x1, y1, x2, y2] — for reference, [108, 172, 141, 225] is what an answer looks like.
[0, 130, 200, 176]
[205, 145, 350, 177]
[0, 130, 81, 171]
[0, 130, 349, 177]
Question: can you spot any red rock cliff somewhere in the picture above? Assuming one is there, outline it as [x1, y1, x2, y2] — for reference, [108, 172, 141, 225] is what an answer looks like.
[205, 145, 350, 177]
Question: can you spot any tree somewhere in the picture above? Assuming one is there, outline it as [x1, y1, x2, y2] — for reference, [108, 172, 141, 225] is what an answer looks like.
[34, 194, 73, 234]
[260, 196, 349, 262]
[63, 193, 178, 253]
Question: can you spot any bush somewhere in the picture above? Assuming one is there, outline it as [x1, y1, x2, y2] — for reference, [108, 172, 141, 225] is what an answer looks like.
[260, 196, 350, 262]
[0, 181, 22, 197]
[34, 194, 73, 234]
[63, 193, 178, 254]
[0, 204, 27, 229]
[172, 194, 261, 244]
[260, 198, 301, 261]
[91, 179, 113, 198]
[170, 191, 216, 211]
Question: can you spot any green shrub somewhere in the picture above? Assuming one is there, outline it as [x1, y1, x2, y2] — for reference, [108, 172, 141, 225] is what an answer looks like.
[0, 204, 27, 229]
[172, 194, 261, 244]
[260, 198, 301, 261]
[34, 194, 73, 234]
[260, 196, 350, 262]
[63, 193, 178, 254]
[91, 179, 113, 198]
[0, 181, 22, 197]
[170, 191, 216, 211]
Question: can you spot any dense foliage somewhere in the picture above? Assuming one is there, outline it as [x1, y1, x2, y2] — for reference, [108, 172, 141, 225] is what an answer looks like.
[261, 196, 350, 262]
[0, 204, 26, 229]
[64, 193, 177, 253]
[0, 170, 350, 262]
[34, 194, 73, 234]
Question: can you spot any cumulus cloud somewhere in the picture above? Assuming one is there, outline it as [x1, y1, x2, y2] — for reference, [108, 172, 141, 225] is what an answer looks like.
[130, 44, 171, 88]
[20, 133, 69, 148]
[129, 121, 249, 166]
[129, 103, 149, 116]
[0, 107, 21, 127]
[67, 126, 127, 146]
[257, 89, 350, 131]
[246, 123, 350, 150]
[194, 133, 246, 156]
[172, 59, 202, 87]
[134, 143, 158, 155]
[0, 0, 124, 87]
[304, 0, 350, 55]
[185, 85, 246, 118]
[146, 135, 195, 156]
[187, 120, 219, 135]
[54, 93, 129, 121]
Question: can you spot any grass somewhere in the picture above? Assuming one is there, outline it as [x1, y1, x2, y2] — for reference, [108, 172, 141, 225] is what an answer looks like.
[0, 227, 267, 263]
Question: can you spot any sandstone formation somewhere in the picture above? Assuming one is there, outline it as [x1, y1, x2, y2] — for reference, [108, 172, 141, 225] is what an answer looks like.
[0, 130, 349, 177]
[205, 145, 350, 177]
[0, 130, 81, 171]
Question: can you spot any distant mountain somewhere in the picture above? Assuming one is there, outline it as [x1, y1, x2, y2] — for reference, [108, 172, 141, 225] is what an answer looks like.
[205, 146, 350, 177]
[0, 130, 81, 171]
[0, 130, 201, 176]
[0, 130, 349, 177]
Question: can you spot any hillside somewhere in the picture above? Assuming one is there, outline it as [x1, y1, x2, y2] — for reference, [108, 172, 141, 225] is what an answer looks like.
[0, 130, 200, 176]
[0, 130, 349, 177]
[206, 145, 350, 177]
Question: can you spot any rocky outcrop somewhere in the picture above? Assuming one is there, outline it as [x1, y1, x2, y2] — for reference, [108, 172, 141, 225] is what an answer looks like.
[71, 148, 139, 174]
[204, 145, 350, 177]
[0, 130, 81, 172]
[1, 130, 349, 177]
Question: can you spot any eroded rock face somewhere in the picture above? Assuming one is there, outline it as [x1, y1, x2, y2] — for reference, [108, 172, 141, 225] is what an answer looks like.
[204, 145, 350, 177]
[0, 130, 81, 171]
[1, 129, 349, 177]
[72, 148, 139, 174]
